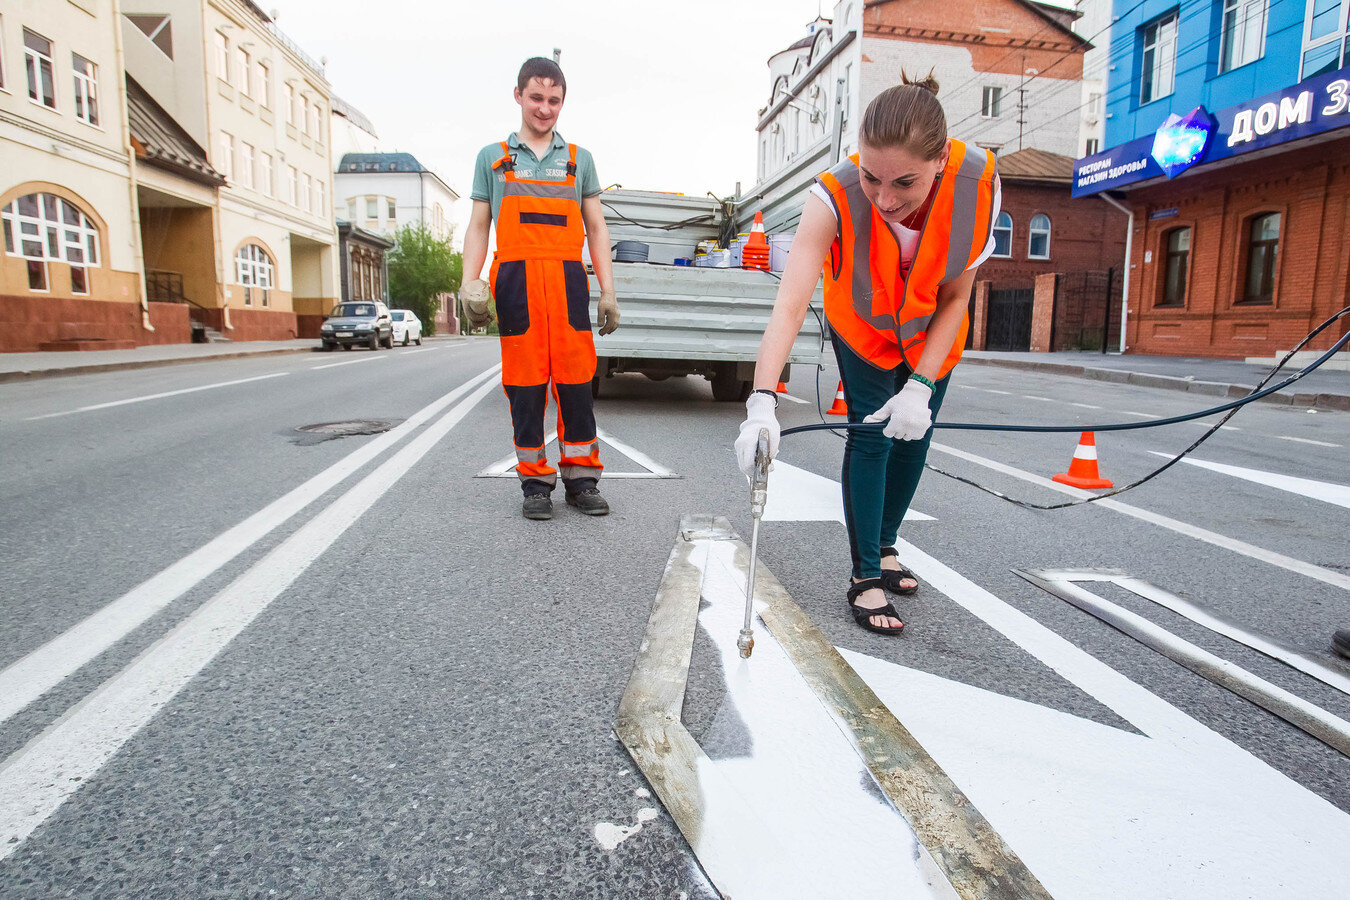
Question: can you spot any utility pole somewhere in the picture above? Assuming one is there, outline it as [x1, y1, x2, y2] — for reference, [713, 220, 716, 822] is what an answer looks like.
[1017, 55, 1027, 152]
[553, 48, 562, 64]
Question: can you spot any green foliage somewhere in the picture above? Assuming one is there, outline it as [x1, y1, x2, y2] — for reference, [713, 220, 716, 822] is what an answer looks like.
[386, 223, 462, 336]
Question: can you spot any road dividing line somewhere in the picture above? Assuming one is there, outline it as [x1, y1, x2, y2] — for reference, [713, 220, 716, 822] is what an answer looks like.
[0, 365, 502, 727]
[1148, 452, 1350, 510]
[1070, 402, 1101, 410]
[929, 441, 1350, 592]
[0, 375, 499, 859]
[1120, 411, 1160, 418]
[394, 347, 435, 356]
[25, 372, 290, 420]
[1022, 395, 1055, 402]
[1275, 435, 1340, 448]
[310, 355, 387, 370]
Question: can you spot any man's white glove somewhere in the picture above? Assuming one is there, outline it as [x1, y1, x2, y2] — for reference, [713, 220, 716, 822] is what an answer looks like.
[596, 289, 620, 335]
[462, 279, 493, 330]
[863, 379, 933, 440]
[735, 391, 781, 478]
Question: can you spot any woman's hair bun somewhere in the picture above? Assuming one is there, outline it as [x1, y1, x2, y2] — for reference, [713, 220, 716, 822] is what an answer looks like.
[901, 68, 940, 96]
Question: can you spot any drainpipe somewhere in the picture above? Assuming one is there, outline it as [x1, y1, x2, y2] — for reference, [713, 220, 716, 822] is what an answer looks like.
[1099, 192, 1133, 354]
[113, 1, 153, 334]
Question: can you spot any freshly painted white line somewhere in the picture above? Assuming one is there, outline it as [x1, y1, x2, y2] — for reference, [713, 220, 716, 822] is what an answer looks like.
[777, 392, 810, 405]
[930, 441, 1350, 591]
[0, 365, 503, 726]
[1120, 411, 1160, 418]
[1147, 452, 1350, 510]
[985, 389, 1012, 395]
[762, 460, 933, 523]
[594, 428, 677, 477]
[1070, 402, 1101, 409]
[0, 376, 500, 859]
[1177, 419, 1240, 430]
[25, 372, 290, 420]
[686, 540, 958, 898]
[311, 355, 387, 370]
[475, 429, 679, 479]
[1274, 435, 1340, 448]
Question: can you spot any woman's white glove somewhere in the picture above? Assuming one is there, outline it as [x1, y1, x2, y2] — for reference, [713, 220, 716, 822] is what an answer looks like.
[735, 392, 781, 478]
[863, 379, 933, 440]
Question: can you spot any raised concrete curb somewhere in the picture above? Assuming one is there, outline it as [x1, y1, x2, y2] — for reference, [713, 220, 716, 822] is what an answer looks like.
[960, 356, 1350, 412]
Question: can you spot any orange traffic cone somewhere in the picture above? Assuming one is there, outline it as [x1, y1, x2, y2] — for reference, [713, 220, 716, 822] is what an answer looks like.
[1052, 431, 1113, 489]
[742, 211, 771, 271]
[775, 380, 789, 393]
[826, 382, 848, 415]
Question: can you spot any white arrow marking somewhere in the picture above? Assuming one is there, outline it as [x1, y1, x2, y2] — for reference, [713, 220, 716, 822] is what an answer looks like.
[1149, 452, 1350, 509]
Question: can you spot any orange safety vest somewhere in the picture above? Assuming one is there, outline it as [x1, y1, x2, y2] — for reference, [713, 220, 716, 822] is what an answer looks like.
[816, 139, 997, 378]
[492, 141, 585, 262]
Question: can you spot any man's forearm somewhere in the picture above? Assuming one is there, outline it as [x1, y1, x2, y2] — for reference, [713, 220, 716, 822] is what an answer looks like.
[463, 227, 489, 283]
[587, 219, 614, 293]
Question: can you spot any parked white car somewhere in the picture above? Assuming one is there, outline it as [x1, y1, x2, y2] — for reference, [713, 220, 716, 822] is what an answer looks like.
[390, 309, 423, 346]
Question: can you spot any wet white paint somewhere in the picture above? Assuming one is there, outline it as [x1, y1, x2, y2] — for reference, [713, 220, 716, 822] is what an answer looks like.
[852, 542, 1350, 899]
[593, 808, 659, 851]
[1149, 452, 1350, 509]
[762, 460, 933, 524]
[687, 539, 958, 900]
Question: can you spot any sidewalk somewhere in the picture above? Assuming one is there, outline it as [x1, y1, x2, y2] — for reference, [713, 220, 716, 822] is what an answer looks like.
[0, 335, 473, 384]
[962, 349, 1350, 412]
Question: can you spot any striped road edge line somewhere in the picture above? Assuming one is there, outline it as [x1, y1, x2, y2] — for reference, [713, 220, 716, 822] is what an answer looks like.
[616, 515, 1052, 900]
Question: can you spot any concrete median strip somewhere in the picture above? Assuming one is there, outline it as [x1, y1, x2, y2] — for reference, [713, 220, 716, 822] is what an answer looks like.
[616, 515, 1051, 899]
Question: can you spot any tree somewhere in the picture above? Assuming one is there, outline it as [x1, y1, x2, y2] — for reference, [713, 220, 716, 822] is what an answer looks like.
[386, 223, 462, 336]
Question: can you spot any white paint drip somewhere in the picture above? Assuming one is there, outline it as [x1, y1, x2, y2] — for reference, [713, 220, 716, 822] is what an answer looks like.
[0, 377, 501, 859]
[929, 441, 1350, 591]
[593, 808, 659, 851]
[1149, 451, 1350, 509]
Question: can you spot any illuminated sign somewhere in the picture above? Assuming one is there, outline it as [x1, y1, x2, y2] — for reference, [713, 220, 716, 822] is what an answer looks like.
[1150, 107, 1214, 178]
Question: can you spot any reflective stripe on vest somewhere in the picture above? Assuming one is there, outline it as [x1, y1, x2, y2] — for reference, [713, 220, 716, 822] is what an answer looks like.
[818, 139, 996, 376]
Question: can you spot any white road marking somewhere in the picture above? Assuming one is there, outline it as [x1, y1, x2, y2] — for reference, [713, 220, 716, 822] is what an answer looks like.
[593, 808, 659, 851]
[394, 347, 435, 356]
[984, 389, 1012, 395]
[1022, 395, 1055, 402]
[311, 355, 387, 370]
[25, 372, 290, 420]
[1120, 411, 1160, 418]
[1274, 435, 1341, 448]
[1148, 452, 1350, 510]
[930, 442, 1350, 592]
[0, 365, 503, 726]
[475, 429, 679, 479]
[1179, 419, 1240, 431]
[777, 393, 810, 405]
[1070, 402, 1101, 409]
[0, 376, 500, 858]
[762, 460, 933, 523]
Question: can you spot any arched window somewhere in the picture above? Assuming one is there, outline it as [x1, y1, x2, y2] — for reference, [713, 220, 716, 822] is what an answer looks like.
[1241, 212, 1279, 304]
[1028, 213, 1051, 259]
[992, 212, 1013, 258]
[1, 191, 101, 293]
[1159, 226, 1190, 307]
[235, 243, 274, 307]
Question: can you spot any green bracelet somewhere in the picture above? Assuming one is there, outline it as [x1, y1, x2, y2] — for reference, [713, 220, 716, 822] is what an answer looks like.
[909, 373, 936, 391]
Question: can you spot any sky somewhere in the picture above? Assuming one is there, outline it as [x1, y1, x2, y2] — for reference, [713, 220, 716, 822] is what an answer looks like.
[267, 0, 829, 248]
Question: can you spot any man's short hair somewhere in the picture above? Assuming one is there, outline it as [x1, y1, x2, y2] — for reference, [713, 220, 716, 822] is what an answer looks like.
[517, 57, 566, 98]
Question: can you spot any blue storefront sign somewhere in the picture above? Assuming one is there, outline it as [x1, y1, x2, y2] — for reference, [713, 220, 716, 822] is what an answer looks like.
[1073, 64, 1350, 197]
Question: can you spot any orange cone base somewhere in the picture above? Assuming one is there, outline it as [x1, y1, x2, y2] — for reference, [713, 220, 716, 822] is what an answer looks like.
[1052, 472, 1114, 489]
[775, 381, 788, 393]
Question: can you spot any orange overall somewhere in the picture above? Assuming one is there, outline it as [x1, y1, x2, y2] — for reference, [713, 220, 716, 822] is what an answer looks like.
[489, 141, 603, 493]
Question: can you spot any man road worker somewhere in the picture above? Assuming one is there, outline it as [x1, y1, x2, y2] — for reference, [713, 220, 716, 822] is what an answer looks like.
[462, 57, 620, 521]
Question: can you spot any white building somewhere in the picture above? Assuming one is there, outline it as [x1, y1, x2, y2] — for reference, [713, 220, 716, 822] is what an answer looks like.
[335, 152, 459, 242]
[1074, 0, 1110, 157]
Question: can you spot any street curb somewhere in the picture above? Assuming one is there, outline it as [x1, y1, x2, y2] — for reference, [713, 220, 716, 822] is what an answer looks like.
[0, 346, 316, 384]
[960, 356, 1350, 412]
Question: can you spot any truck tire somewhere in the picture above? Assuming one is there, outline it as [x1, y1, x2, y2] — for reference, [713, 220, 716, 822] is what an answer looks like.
[710, 364, 751, 402]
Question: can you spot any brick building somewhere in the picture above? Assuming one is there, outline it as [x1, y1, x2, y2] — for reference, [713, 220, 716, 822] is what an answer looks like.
[1074, 0, 1349, 359]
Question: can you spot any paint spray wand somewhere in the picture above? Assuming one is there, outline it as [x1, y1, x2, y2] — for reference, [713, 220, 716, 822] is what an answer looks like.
[738, 429, 772, 659]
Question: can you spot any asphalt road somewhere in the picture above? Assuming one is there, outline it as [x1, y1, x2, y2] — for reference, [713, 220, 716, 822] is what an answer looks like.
[1, 338, 1347, 898]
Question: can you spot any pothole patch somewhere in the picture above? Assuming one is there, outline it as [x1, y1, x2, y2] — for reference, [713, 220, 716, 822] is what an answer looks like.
[292, 419, 398, 445]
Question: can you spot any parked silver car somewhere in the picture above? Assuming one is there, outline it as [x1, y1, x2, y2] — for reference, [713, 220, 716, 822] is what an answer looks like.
[320, 301, 394, 351]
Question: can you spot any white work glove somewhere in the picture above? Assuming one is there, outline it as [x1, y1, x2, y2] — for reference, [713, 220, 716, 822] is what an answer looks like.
[863, 379, 933, 440]
[462, 279, 493, 330]
[735, 391, 781, 478]
[596, 289, 620, 335]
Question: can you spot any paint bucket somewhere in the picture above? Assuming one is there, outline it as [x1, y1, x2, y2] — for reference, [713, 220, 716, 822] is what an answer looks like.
[708, 248, 731, 268]
[614, 240, 650, 263]
[729, 232, 750, 268]
[769, 233, 794, 272]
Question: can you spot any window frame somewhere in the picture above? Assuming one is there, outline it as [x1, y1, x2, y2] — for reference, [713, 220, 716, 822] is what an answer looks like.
[2, 192, 102, 294]
[71, 53, 99, 126]
[239, 141, 254, 189]
[1238, 211, 1280, 305]
[235, 45, 251, 98]
[213, 30, 230, 84]
[981, 86, 1003, 118]
[1301, 0, 1350, 78]
[287, 165, 299, 206]
[217, 131, 234, 181]
[1139, 11, 1179, 105]
[235, 243, 274, 308]
[0, 15, 8, 93]
[257, 60, 271, 108]
[24, 28, 57, 110]
[259, 151, 274, 196]
[1219, 0, 1269, 73]
[1084, 138, 1101, 155]
[284, 82, 296, 125]
[1028, 213, 1051, 260]
[991, 211, 1013, 258]
[1158, 225, 1191, 308]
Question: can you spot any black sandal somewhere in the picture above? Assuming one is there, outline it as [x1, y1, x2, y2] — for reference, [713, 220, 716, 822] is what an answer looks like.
[879, 547, 919, 596]
[847, 578, 905, 635]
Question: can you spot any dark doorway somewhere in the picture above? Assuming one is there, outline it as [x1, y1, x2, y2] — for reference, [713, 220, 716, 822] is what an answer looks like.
[986, 288, 1034, 351]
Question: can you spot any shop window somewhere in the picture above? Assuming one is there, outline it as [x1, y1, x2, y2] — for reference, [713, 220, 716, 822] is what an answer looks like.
[1240, 212, 1279, 304]
[992, 212, 1013, 258]
[1028, 214, 1051, 260]
[1159, 226, 1190, 307]
[1219, 0, 1268, 73]
[235, 243, 274, 308]
[1139, 11, 1178, 104]
[24, 29, 56, 109]
[2, 191, 101, 293]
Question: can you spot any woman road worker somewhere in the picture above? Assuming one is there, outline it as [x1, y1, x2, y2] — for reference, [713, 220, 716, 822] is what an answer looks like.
[736, 74, 1000, 635]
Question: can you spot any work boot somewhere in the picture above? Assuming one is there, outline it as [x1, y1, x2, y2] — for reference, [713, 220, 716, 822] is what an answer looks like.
[522, 493, 553, 520]
[565, 487, 610, 516]
[1335, 628, 1350, 660]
